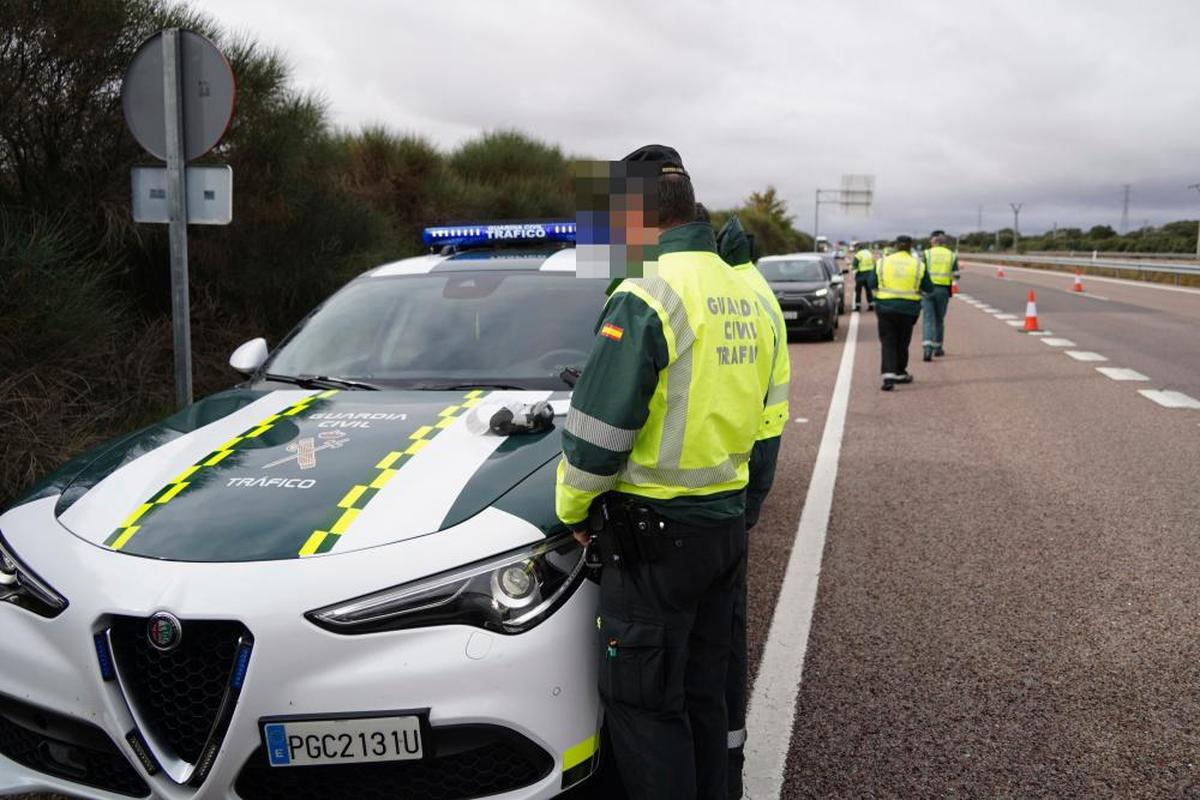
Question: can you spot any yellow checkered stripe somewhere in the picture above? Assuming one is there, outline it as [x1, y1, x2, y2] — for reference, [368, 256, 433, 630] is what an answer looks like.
[104, 391, 337, 550]
[297, 390, 488, 557]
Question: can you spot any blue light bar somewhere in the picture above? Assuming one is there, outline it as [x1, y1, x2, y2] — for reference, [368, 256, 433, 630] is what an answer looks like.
[423, 221, 576, 249]
[94, 632, 115, 682]
[229, 641, 253, 690]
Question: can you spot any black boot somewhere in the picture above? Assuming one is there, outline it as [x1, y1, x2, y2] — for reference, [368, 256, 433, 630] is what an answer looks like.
[934, 347, 945, 357]
[923, 346, 933, 362]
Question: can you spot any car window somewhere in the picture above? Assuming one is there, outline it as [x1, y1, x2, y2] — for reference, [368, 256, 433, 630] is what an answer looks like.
[757, 260, 827, 282]
[265, 271, 610, 389]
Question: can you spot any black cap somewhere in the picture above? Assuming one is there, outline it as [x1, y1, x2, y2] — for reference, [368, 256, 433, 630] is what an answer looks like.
[622, 144, 688, 177]
[895, 235, 914, 245]
[930, 229, 946, 237]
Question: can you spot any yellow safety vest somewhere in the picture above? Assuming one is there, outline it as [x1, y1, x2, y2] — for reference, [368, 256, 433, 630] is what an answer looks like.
[925, 245, 955, 286]
[556, 250, 774, 518]
[874, 251, 925, 301]
[733, 261, 790, 440]
[854, 248, 875, 273]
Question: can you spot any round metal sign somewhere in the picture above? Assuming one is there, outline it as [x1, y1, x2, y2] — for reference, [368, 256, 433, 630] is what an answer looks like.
[122, 29, 235, 161]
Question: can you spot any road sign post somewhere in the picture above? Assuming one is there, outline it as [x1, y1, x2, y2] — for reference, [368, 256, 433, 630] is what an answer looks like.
[163, 29, 193, 408]
[123, 28, 235, 409]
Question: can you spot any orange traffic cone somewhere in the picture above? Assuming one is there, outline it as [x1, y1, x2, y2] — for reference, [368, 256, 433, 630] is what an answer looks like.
[997, 264, 1006, 279]
[1073, 269, 1083, 292]
[951, 279, 959, 295]
[1023, 290, 1041, 331]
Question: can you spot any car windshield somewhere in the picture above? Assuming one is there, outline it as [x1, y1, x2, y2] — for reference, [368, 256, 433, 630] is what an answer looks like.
[758, 259, 827, 282]
[264, 270, 609, 389]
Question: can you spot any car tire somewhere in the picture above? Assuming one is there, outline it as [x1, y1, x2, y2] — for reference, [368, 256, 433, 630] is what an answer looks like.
[822, 326, 835, 341]
[837, 296, 846, 315]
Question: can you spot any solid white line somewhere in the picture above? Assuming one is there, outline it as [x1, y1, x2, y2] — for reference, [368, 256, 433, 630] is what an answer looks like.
[1096, 367, 1149, 381]
[1078, 293, 1110, 301]
[1138, 389, 1200, 409]
[744, 309, 859, 800]
[1040, 337, 1076, 347]
[1065, 351, 1108, 362]
[962, 261, 1200, 296]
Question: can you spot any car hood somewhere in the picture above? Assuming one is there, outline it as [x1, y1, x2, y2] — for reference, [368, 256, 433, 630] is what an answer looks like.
[49, 388, 567, 562]
[768, 280, 828, 293]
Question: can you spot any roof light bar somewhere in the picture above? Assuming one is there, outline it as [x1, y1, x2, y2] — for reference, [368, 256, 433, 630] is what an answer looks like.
[422, 221, 576, 249]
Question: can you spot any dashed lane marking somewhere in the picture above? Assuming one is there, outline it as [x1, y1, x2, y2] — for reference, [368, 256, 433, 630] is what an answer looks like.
[1005, 320, 1025, 327]
[994, 313, 1018, 320]
[1027, 330, 1054, 336]
[793, 417, 809, 423]
[1065, 351, 1108, 362]
[1040, 337, 1076, 347]
[1096, 367, 1150, 381]
[745, 309, 860, 799]
[1138, 390, 1200, 409]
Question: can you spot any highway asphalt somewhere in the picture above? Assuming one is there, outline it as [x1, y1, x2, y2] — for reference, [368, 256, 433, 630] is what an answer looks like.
[751, 272, 1199, 798]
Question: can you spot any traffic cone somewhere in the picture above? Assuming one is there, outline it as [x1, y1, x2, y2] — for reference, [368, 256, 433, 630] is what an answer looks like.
[1073, 269, 1083, 293]
[996, 264, 1006, 279]
[951, 279, 959, 295]
[1023, 290, 1041, 331]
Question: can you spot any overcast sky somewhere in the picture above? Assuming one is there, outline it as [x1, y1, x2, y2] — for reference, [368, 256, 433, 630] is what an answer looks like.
[194, 0, 1200, 240]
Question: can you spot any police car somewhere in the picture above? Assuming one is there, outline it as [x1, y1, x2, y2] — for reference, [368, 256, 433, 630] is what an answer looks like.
[0, 223, 613, 799]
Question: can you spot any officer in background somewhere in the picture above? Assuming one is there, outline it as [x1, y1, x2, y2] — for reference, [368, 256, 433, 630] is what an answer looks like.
[716, 214, 790, 799]
[921, 230, 960, 360]
[865, 235, 933, 390]
[852, 240, 876, 311]
[556, 145, 775, 799]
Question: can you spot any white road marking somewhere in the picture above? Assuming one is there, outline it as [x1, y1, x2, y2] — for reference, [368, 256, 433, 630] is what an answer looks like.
[1005, 320, 1025, 327]
[1027, 330, 1054, 336]
[994, 313, 1018, 320]
[980, 307, 999, 313]
[793, 417, 809, 423]
[1065, 351, 1108, 362]
[962, 261, 1200, 296]
[1138, 390, 1200, 409]
[1040, 337, 1076, 347]
[1096, 367, 1149, 381]
[745, 310, 859, 800]
[1076, 293, 1110, 301]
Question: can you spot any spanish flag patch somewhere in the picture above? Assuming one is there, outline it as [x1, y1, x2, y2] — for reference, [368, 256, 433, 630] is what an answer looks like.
[599, 323, 624, 342]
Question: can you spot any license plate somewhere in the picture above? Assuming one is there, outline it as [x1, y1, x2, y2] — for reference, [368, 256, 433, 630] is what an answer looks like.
[782, 310, 798, 320]
[262, 714, 426, 767]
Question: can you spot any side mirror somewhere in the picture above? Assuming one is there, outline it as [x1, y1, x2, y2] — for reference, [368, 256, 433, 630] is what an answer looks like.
[229, 337, 269, 375]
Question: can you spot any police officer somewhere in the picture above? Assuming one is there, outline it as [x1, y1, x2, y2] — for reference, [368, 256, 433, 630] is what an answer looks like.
[715, 215, 790, 799]
[921, 230, 960, 360]
[865, 235, 933, 390]
[556, 145, 775, 799]
[851, 240, 876, 311]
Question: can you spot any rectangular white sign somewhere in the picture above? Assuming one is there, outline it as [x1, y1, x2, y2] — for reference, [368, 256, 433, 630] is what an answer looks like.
[131, 164, 232, 225]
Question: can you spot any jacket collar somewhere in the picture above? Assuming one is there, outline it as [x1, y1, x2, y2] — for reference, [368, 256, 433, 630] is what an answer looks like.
[659, 222, 718, 256]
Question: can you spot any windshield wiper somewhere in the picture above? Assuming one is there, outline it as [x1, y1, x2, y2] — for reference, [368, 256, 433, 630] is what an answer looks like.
[409, 382, 529, 391]
[264, 373, 381, 391]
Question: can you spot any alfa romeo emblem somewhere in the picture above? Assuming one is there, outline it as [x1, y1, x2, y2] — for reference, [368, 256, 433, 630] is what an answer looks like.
[147, 612, 182, 652]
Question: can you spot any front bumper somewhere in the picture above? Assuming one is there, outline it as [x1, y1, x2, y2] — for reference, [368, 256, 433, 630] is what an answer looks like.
[0, 498, 600, 799]
[778, 297, 834, 331]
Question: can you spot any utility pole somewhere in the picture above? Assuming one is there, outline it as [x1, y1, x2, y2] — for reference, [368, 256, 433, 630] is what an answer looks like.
[1189, 184, 1200, 258]
[977, 205, 983, 231]
[1119, 184, 1131, 235]
[1009, 203, 1023, 252]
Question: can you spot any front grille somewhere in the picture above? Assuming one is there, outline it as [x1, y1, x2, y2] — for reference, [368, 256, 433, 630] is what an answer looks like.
[109, 616, 247, 765]
[234, 724, 553, 800]
[0, 693, 149, 797]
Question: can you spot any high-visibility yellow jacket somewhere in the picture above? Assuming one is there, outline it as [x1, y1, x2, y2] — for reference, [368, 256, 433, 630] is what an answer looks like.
[854, 248, 876, 273]
[924, 245, 958, 287]
[556, 222, 775, 526]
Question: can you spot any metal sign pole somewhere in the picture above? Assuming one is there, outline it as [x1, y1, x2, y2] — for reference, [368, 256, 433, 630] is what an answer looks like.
[162, 29, 193, 408]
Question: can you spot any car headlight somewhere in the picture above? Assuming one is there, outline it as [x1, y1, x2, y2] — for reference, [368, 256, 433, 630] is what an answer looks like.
[0, 532, 68, 618]
[813, 288, 829, 298]
[307, 533, 586, 635]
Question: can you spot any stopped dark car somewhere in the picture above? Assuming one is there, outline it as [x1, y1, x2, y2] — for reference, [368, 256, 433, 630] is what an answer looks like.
[757, 254, 842, 340]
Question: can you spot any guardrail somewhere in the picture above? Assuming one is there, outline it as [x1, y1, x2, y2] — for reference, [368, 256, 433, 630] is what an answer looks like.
[961, 252, 1200, 280]
[1021, 251, 1200, 262]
